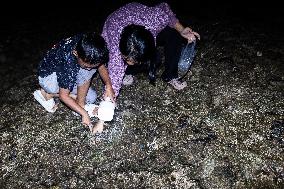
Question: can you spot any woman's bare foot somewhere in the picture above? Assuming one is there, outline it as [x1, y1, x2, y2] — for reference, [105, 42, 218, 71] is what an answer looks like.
[91, 120, 104, 134]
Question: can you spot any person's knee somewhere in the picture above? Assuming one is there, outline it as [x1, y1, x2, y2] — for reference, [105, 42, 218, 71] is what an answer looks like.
[39, 73, 59, 94]
[86, 87, 97, 104]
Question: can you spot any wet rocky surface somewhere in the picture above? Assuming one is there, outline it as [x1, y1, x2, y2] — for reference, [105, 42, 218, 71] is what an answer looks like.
[0, 8, 284, 189]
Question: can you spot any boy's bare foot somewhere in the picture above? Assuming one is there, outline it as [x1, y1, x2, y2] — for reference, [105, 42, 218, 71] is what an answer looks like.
[91, 120, 104, 134]
[40, 88, 54, 100]
[69, 94, 77, 100]
[33, 89, 58, 113]
[52, 103, 59, 111]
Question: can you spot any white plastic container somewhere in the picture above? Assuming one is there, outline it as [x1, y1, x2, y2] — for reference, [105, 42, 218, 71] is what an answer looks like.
[97, 98, 115, 121]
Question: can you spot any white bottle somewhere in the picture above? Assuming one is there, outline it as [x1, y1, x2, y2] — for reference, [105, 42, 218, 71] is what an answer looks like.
[97, 97, 115, 121]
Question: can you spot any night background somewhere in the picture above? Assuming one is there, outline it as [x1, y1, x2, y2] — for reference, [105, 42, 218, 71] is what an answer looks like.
[1, 0, 283, 90]
[0, 0, 283, 188]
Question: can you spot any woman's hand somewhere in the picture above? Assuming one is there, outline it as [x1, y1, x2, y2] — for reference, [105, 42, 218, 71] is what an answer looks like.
[97, 64, 116, 102]
[180, 27, 200, 43]
[104, 85, 116, 102]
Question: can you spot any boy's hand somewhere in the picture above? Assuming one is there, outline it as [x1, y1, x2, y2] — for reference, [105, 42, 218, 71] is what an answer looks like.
[81, 113, 92, 127]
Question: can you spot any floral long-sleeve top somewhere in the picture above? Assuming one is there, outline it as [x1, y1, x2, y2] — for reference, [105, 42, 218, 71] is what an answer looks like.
[101, 2, 179, 97]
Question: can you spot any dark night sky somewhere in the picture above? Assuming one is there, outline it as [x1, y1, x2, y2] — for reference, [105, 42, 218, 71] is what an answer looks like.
[4, 1, 283, 21]
[1, 0, 283, 35]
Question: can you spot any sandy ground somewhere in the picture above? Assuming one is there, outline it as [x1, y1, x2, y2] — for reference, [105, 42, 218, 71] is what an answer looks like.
[0, 7, 284, 189]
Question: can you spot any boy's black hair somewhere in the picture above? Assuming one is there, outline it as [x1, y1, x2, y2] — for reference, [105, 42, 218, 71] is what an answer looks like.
[76, 32, 109, 66]
[119, 24, 155, 63]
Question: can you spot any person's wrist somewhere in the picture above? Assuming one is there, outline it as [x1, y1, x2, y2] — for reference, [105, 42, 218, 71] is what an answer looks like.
[179, 26, 185, 34]
[105, 84, 112, 90]
[175, 22, 184, 33]
[81, 110, 89, 117]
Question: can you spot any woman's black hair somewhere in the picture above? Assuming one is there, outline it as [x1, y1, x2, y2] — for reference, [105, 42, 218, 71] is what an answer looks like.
[76, 32, 109, 66]
[119, 24, 155, 63]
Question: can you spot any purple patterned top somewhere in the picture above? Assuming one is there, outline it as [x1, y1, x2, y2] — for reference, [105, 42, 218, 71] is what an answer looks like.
[102, 2, 179, 97]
